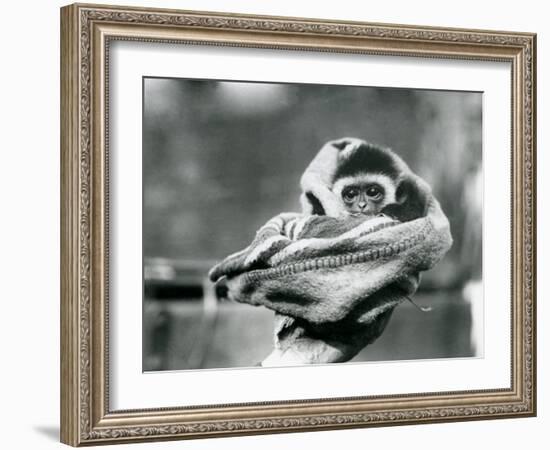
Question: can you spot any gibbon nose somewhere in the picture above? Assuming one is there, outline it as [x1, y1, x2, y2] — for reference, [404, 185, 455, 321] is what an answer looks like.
[358, 201, 367, 210]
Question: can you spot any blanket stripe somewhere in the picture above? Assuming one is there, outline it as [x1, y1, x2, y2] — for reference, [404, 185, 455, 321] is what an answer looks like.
[209, 212, 410, 282]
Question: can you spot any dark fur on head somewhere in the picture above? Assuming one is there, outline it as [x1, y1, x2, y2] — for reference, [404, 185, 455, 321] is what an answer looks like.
[332, 142, 400, 183]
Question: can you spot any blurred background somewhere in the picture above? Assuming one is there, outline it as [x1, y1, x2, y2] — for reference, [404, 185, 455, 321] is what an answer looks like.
[142, 77, 483, 371]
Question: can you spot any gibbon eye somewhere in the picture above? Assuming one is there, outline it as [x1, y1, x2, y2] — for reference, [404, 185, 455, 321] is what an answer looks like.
[342, 187, 359, 203]
[366, 185, 384, 200]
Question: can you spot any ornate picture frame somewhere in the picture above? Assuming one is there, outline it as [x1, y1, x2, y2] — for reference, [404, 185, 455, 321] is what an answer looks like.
[60, 3, 536, 446]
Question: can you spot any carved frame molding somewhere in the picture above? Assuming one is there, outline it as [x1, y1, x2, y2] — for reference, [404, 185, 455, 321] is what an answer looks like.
[60, 3, 536, 446]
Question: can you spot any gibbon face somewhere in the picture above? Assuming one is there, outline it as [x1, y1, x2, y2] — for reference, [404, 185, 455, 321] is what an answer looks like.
[332, 174, 397, 217]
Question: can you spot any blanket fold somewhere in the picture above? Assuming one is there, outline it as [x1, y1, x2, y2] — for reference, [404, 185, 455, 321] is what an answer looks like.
[209, 138, 452, 365]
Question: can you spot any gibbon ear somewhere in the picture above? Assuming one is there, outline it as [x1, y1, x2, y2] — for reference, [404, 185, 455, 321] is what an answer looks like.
[381, 176, 429, 222]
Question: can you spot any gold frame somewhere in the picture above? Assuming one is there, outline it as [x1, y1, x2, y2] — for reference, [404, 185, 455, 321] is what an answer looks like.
[60, 2, 537, 446]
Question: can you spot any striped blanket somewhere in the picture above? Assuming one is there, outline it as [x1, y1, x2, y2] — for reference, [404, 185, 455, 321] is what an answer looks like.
[209, 201, 447, 327]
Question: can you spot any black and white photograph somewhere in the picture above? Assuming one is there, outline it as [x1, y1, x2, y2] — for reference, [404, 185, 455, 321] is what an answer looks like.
[142, 78, 482, 371]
